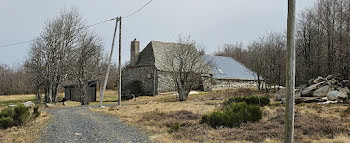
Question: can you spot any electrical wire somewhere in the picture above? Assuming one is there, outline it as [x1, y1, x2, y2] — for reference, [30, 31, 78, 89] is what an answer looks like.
[123, 0, 152, 18]
[0, 0, 153, 48]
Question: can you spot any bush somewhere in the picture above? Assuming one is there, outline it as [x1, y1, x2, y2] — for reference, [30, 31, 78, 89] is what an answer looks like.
[202, 102, 262, 128]
[0, 117, 14, 129]
[0, 107, 14, 118]
[168, 122, 180, 133]
[33, 106, 41, 118]
[223, 96, 270, 107]
[13, 104, 30, 125]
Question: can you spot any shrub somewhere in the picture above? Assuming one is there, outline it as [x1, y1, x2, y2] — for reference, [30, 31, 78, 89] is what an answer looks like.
[0, 107, 14, 118]
[13, 104, 30, 125]
[202, 102, 262, 128]
[223, 96, 270, 107]
[33, 106, 41, 118]
[0, 117, 14, 129]
[168, 122, 180, 133]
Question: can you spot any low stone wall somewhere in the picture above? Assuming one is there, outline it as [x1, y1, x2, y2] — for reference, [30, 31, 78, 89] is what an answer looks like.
[212, 78, 257, 90]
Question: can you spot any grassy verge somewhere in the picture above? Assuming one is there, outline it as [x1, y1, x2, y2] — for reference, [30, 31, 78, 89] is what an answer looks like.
[0, 110, 51, 142]
[92, 88, 350, 143]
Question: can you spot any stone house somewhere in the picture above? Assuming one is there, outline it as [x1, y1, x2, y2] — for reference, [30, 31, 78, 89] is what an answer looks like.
[121, 39, 257, 99]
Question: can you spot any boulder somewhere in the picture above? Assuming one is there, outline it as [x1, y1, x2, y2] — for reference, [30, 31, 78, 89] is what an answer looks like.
[312, 85, 330, 97]
[45, 103, 54, 107]
[327, 91, 339, 101]
[23, 101, 35, 108]
[326, 75, 334, 80]
[8, 104, 17, 107]
[275, 89, 286, 101]
[327, 79, 337, 86]
[338, 87, 350, 95]
[295, 97, 327, 104]
[301, 81, 325, 97]
[313, 76, 325, 84]
[338, 91, 348, 100]
[63, 102, 67, 106]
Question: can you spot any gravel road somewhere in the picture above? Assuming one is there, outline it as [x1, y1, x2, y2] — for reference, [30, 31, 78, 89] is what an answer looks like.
[38, 106, 149, 143]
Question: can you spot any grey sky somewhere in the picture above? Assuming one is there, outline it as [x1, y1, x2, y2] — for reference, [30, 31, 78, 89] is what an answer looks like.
[0, 0, 316, 66]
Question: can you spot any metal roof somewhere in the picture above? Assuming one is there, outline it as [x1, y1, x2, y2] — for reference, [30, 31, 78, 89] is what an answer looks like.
[203, 55, 257, 80]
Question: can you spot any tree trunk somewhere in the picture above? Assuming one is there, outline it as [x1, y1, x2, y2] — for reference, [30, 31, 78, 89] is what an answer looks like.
[45, 87, 52, 103]
[178, 85, 189, 101]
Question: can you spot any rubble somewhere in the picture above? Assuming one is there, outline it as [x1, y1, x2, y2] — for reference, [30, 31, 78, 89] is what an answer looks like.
[275, 75, 350, 104]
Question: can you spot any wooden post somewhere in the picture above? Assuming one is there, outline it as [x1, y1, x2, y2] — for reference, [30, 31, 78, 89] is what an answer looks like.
[100, 18, 119, 107]
[284, 0, 296, 143]
[118, 16, 122, 106]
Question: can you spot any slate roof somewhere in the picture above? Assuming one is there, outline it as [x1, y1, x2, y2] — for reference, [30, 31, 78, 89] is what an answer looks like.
[135, 41, 256, 80]
[203, 55, 257, 80]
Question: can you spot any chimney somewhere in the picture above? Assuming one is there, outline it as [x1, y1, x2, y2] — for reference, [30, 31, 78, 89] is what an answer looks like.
[130, 39, 140, 66]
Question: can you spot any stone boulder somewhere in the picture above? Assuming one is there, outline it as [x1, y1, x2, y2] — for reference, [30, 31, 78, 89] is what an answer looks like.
[313, 76, 325, 84]
[327, 79, 337, 86]
[312, 85, 330, 97]
[338, 91, 348, 100]
[23, 101, 35, 108]
[301, 81, 325, 97]
[45, 103, 54, 107]
[327, 91, 339, 101]
[326, 75, 334, 80]
[338, 87, 350, 95]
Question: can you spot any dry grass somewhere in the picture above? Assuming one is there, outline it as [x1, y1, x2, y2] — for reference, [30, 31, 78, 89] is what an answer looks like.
[0, 110, 52, 143]
[92, 88, 350, 142]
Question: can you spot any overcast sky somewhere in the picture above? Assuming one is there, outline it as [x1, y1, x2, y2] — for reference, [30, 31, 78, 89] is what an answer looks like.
[0, 0, 317, 66]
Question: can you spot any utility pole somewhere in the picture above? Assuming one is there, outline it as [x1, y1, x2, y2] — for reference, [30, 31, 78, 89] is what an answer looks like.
[118, 16, 122, 106]
[100, 17, 119, 107]
[285, 0, 296, 143]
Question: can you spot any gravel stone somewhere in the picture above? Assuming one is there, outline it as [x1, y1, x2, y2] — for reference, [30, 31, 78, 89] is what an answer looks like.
[37, 106, 149, 143]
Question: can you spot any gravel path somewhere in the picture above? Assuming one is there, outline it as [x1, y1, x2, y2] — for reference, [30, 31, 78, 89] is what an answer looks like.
[38, 106, 149, 143]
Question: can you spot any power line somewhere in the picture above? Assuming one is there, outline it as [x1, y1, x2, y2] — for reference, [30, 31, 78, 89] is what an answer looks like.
[0, 0, 153, 48]
[123, 0, 153, 18]
[0, 18, 116, 48]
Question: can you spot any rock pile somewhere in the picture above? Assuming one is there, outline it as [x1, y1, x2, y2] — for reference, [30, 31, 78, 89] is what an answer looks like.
[275, 75, 350, 104]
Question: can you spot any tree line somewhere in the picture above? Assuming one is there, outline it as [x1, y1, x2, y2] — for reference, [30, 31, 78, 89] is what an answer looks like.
[0, 9, 118, 102]
[216, 0, 350, 88]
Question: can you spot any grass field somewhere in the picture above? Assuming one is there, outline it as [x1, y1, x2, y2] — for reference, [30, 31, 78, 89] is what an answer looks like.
[92, 88, 350, 143]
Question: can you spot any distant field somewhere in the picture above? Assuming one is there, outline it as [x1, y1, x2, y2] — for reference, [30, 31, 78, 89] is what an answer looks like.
[0, 90, 118, 108]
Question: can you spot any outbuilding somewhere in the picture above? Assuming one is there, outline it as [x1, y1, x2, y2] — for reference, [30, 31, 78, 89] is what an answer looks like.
[63, 80, 97, 102]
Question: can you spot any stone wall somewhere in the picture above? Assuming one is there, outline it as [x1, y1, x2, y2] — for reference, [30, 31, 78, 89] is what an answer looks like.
[157, 71, 176, 93]
[212, 78, 257, 90]
[121, 66, 157, 98]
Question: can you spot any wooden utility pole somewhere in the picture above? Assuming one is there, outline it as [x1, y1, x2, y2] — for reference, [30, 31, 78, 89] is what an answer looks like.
[284, 0, 296, 143]
[118, 16, 122, 106]
[100, 17, 119, 107]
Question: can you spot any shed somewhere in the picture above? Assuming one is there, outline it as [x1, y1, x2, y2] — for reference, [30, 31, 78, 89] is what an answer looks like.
[63, 80, 97, 102]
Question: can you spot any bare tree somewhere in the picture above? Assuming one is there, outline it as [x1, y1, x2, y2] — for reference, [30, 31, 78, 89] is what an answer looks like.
[165, 36, 211, 101]
[26, 8, 104, 103]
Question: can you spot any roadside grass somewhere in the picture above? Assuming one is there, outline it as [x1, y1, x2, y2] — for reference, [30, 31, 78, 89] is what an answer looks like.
[92, 88, 350, 143]
[0, 109, 51, 142]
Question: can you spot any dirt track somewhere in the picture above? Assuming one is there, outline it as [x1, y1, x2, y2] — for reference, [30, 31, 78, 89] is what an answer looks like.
[38, 106, 149, 143]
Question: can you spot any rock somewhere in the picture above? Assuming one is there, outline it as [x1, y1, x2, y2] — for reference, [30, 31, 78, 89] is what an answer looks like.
[275, 89, 300, 101]
[100, 106, 106, 109]
[295, 97, 327, 104]
[75, 133, 81, 136]
[326, 75, 334, 80]
[338, 91, 348, 100]
[339, 87, 350, 94]
[45, 103, 54, 107]
[189, 91, 199, 95]
[63, 102, 67, 106]
[327, 79, 337, 86]
[8, 104, 17, 107]
[313, 76, 325, 83]
[327, 91, 339, 101]
[301, 81, 325, 97]
[281, 98, 286, 104]
[23, 101, 35, 108]
[317, 101, 338, 104]
[312, 85, 330, 97]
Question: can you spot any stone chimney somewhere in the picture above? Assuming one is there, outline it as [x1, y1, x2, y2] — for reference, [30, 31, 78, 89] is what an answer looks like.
[130, 39, 140, 66]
